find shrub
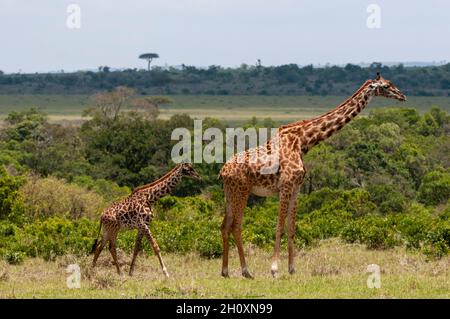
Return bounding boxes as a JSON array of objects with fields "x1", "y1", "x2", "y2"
[
  {"x1": 20, "y1": 175, "x2": 106, "y2": 219},
  {"x1": 392, "y1": 212, "x2": 432, "y2": 249},
  {"x1": 1, "y1": 194, "x2": 449, "y2": 263},
  {"x1": 72, "y1": 175, "x2": 130, "y2": 202},
  {"x1": 196, "y1": 230, "x2": 223, "y2": 259},
  {"x1": 304, "y1": 209, "x2": 353, "y2": 239},
  {"x1": 0, "y1": 217, "x2": 96, "y2": 261},
  {"x1": 0, "y1": 165, "x2": 24, "y2": 223},
  {"x1": 439, "y1": 201, "x2": 450, "y2": 220},
  {"x1": 4, "y1": 251, "x2": 25, "y2": 265},
  {"x1": 341, "y1": 216, "x2": 400, "y2": 249},
  {"x1": 418, "y1": 169, "x2": 450, "y2": 206},
  {"x1": 298, "y1": 188, "x2": 376, "y2": 217}
]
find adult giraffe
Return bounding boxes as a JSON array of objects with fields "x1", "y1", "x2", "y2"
[{"x1": 219, "y1": 73, "x2": 406, "y2": 278}]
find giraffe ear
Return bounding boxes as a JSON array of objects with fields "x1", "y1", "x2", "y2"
[{"x1": 376, "y1": 72, "x2": 381, "y2": 80}]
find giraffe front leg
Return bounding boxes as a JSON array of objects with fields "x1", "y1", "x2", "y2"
[
  {"x1": 141, "y1": 224, "x2": 169, "y2": 278},
  {"x1": 271, "y1": 195, "x2": 289, "y2": 278},
  {"x1": 129, "y1": 231, "x2": 143, "y2": 276},
  {"x1": 287, "y1": 193, "x2": 299, "y2": 275},
  {"x1": 287, "y1": 174, "x2": 304, "y2": 275}
]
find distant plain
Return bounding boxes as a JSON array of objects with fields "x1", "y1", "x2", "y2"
[{"x1": 1, "y1": 95, "x2": 449, "y2": 125}]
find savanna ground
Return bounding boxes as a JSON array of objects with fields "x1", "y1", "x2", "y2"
[
  {"x1": 1, "y1": 95, "x2": 449, "y2": 125},
  {"x1": 0, "y1": 239, "x2": 449, "y2": 299}
]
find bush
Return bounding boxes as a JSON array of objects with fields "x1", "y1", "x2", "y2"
[
  {"x1": 394, "y1": 211, "x2": 432, "y2": 249},
  {"x1": 0, "y1": 194, "x2": 450, "y2": 262},
  {"x1": 298, "y1": 188, "x2": 376, "y2": 217},
  {"x1": 4, "y1": 251, "x2": 25, "y2": 265},
  {"x1": 341, "y1": 217, "x2": 400, "y2": 249},
  {"x1": 0, "y1": 165, "x2": 24, "y2": 223},
  {"x1": 72, "y1": 175, "x2": 130, "y2": 203},
  {"x1": 196, "y1": 230, "x2": 223, "y2": 259},
  {"x1": 0, "y1": 217, "x2": 96, "y2": 261},
  {"x1": 422, "y1": 221, "x2": 450, "y2": 258},
  {"x1": 20, "y1": 175, "x2": 106, "y2": 219},
  {"x1": 418, "y1": 169, "x2": 450, "y2": 206}
]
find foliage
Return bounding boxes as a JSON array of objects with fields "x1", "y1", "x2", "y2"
[
  {"x1": 71, "y1": 175, "x2": 130, "y2": 203},
  {"x1": 2, "y1": 193, "x2": 450, "y2": 262},
  {"x1": 418, "y1": 168, "x2": 450, "y2": 206},
  {"x1": 0, "y1": 105, "x2": 450, "y2": 261},
  {"x1": 85, "y1": 86, "x2": 135, "y2": 120},
  {"x1": 0, "y1": 166, "x2": 24, "y2": 223},
  {"x1": 4, "y1": 251, "x2": 25, "y2": 265},
  {"x1": 1, "y1": 63, "x2": 449, "y2": 96},
  {"x1": 0, "y1": 217, "x2": 95, "y2": 261},
  {"x1": 20, "y1": 175, "x2": 105, "y2": 219}
]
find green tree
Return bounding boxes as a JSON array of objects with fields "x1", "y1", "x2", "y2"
[{"x1": 4, "y1": 108, "x2": 47, "y2": 142}]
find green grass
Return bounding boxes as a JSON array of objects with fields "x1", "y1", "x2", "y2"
[
  {"x1": 0, "y1": 95, "x2": 449, "y2": 125},
  {"x1": 1, "y1": 239, "x2": 449, "y2": 298}
]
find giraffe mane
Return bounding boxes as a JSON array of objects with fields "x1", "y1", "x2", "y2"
[
  {"x1": 132, "y1": 164, "x2": 181, "y2": 194},
  {"x1": 280, "y1": 79, "x2": 373, "y2": 130}
]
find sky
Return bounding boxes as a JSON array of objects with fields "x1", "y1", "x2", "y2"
[{"x1": 1, "y1": 0, "x2": 449, "y2": 73}]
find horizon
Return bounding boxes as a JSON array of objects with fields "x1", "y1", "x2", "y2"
[
  {"x1": 1, "y1": 60, "x2": 448, "y2": 75},
  {"x1": 1, "y1": 1, "x2": 449, "y2": 74}
]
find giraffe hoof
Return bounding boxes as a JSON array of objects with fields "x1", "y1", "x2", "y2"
[
  {"x1": 221, "y1": 271, "x2": 229, "y2": 278},
  {"x1": 289, "y1": 268, "x2": 296, "y2": 275},
  {"x1": 242, "y1": 271, "x2": 254, "y2": 279},
  {"x1": 271, "y1": 269, "x2": 278, "y2": 279}
]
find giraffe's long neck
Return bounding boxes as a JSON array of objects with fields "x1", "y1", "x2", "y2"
[
  {"x1": 292, "y1": 80, "x2": 374, "y2": 153},
  {"x1": 133, "y1": 166, "x2": 183, "y2": 205}
]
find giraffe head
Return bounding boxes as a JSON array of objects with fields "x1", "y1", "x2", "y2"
[
  {"x1": 179, "y1": 162, "x2": 202, "y2": 180},
  {"x1": 370, "y1": 73, "x2": 407, "y2": 102}
]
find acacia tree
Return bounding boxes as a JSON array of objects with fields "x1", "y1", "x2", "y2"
[{"x1": 139, "y1": 53, "x2": 159, "y2": 71}]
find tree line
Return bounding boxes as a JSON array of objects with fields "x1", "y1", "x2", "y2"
[{"x1": 0, "y1": 62, "x2": 449, "y2": 96}]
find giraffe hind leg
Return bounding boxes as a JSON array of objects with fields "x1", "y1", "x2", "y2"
[
  {"x1": 221, "y1": 203, "x2": 233, "y2": 278},
  {"x1": 92, "y1": 239, "x2": 106, "y2": 268},
  {"x1": 226, "y1": 184, "x2": 252, "y2": 279},
  {"x1": 107, "y1": 230, "x2": 121, "y2": 275},
  {"x1": 92, "y1": 230, "x2": 108, "y2": 268}
]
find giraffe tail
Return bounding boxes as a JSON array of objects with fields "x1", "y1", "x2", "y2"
[{"x1": 90, "y1": 219, "x2": 102, "y2": 255}]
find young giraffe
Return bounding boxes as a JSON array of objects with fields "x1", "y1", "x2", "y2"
[
  {"x1": 219, "y1": 73, "x2": 406, "y2": 279},
  {"x1": 91, "y1": 163, "x2": 201, "y2": 277}
]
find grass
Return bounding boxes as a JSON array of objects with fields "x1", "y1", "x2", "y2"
[
  {"x1": 0, "y1": 95, "x2": 449, "y2": 125},
  {"x1": 1, "y1": 239, "x2": 449, "y2": 299}
]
